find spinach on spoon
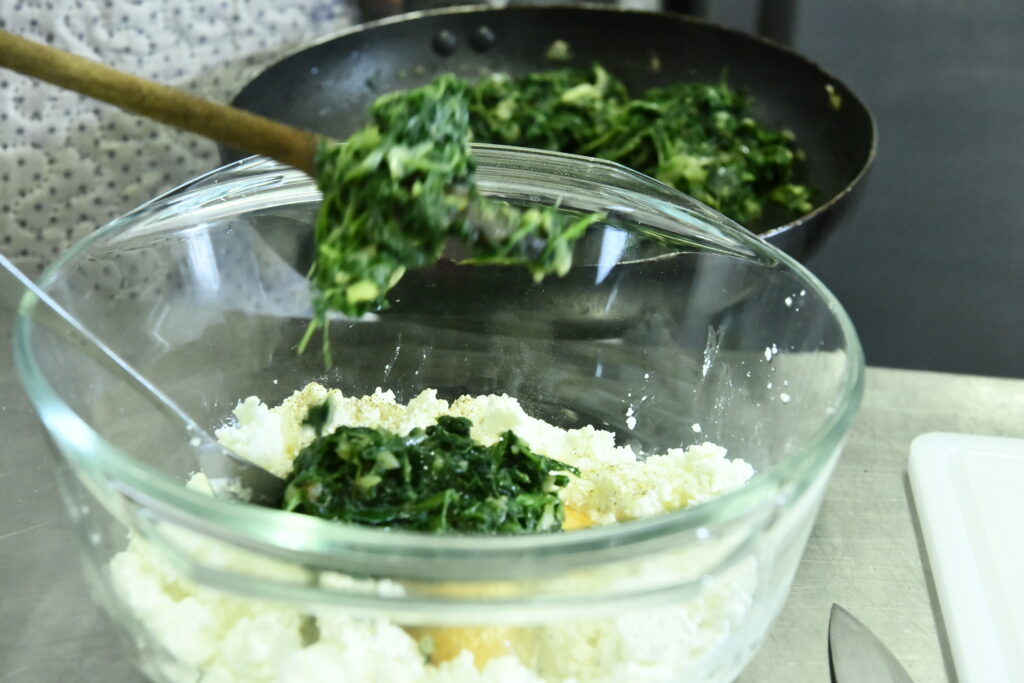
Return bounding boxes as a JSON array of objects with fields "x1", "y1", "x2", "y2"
[{"x1": 300, "y1": 76, "x2": 602, "y2": 363}]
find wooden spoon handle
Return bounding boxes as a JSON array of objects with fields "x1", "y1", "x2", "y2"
[{"x1": 0, "y1": 30, "x2": 319, "y2": 176}]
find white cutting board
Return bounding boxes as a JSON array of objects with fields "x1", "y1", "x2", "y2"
[{"x1": 909, "y1": 433, "x2": 1024, "y2": 683}]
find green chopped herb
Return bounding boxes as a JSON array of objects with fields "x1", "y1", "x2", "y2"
[
  {"x1": 303, "y1": 399, "x2": 332, "y2": 435},
  {"x1": 468, "y1": 63, "x2": 814, "y2": 226},
  {"x1": 300, "y1": 75, "x2": 602, "y2": 362},
  {"x1": 417, "y1": 634, "x2": 436, "y2": 663},
  {"x1": 283, "y1": 407, "x2": 580, "y2": 534},
  {"x1": 544, "y1": 39, "x2": 573, "y2": 63},
  {"x1": 303, "y1": 76, "x2": 473, "y2": 334},
  {"x1": 825, "y1": 83, "x2": 843, "y2": 111}
]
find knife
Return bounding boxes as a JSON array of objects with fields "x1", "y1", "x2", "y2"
[{"x1": 829, "y1": 603, "x2": 914, "y2": 683}]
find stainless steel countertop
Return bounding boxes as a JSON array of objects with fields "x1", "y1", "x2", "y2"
[
  {"x1": 4, "y1": 319, "x2": 1022, "y2": 681},
  {"x1": 739, "y1": 366, "x2": 1024, "y2": 683}
]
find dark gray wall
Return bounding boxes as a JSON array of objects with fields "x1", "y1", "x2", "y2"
[{"x1": 708, "y1": 0, "x2": 1024, "y2": 378}]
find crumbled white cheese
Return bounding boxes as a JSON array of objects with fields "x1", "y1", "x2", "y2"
[
  {"x1": 533, "y1": 560, "x2": 755, "y2": 683},
  {"x1": 113, "y1": 383, "x2": 756, "y2": 682}
]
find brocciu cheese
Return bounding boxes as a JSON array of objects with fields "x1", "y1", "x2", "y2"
[{"x1": 110, "y1": 383, "x2": 755, "y2": 682}]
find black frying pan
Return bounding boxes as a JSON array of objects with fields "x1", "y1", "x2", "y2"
[{"x1": 224, "y1": 5, "x2": 875, "y2": 260}]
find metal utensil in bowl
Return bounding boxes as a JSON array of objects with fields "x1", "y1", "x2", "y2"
[{"x1": 3, "y1": 252, "x2": 284, "y2": 507}]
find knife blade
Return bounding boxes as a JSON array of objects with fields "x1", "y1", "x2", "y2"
[{"x1": 829, "y1": 603, "x2": 914, "y2": 683}]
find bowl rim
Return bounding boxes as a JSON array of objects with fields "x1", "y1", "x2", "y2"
[{"x1": 13, "y1": 149, "x2": 865, "y2": 575}]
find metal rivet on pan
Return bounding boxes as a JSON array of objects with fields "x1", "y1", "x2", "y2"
[
  {"x1": 468, "y1": 25, "x2": 496, "y2": 52},
  {"x1": 432, "y1": 29, "x2": 458, "y2": 56}
]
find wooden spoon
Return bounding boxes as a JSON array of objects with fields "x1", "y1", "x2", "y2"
[{"x1": 0, "y1": 30, "x2": 319, "y2": 176}]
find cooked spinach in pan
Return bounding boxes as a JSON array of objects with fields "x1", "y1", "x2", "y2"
[
  {"x1": 301, "y1": 64, "x2": 810, "y2": 361},
  {"x1": 468, "y1": 64, "x2": 812, "y2": 226}
]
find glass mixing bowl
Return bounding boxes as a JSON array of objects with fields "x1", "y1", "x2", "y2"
[{"x1": 14, "y1": 146, "x2": 863, "y2": 683}]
